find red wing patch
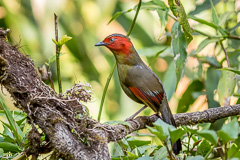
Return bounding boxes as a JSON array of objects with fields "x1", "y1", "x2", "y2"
[{"x1": 129, "y1": 87, "x2": 164, "y2": 106}]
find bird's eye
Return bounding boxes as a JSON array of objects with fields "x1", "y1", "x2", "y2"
[{"x1": 110, "y1": 38, "x2": 115, "y2": 42}]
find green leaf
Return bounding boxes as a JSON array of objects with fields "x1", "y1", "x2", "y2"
[
  {"x1": 210, "y1": 0, "x2": 219, "y2": 25},
  {"x1": 171, "y1": 22, "x2": 188, "y2": 86},
  {"x1": 0, "y1": 110, "x2": 25, "y2": 117},
  {"x1": 168, "y1": 0, "x2": 193, "y2": 42},
  {"x1": 229, "y1": 22, "x2": 240, "y2": 33},
  {"x1": 206, "y1": 67, "x2": 220, "y2": 108},
  {"x1": 135, "y1": 0, "x2": 168, "y2": 11},
  {"x1": 0, "y1": 97, "x2": 23, "y2": 145},
  {"x1": 119, "y1": 138, "x2": 130, "y2": 149},
  {"x1": 227, "y1": 143, "x2": 240, "y2": 159},
  {"x1": 197, "y1": 139, "x2": 211, "y2": 156},
  {"x1": 196, "y1": 56, "x2": 221, "y2": 68},
  {"x1": 235, "y1": 136, "x2": 240, "y2": 149},
  {"x1": 197, "y1": 130, "x2": 218, "y2": 145},
  {"x1": 0, "y1": 124, "x2": 15, "y2": 143},
  {"x1": 1, "y1": 120, "x2": 12, "y2": 131},
  {"x1": 153, "y1": 0, "x2": 167, "y2": 6},
  {"x1": 199, "y1": 123, "x2": 211, "y2": 131},
  {"x1": 126, "y1": 151, "x2": 138, "y2": 159},
  {"x1": 52, "y1": 39, "x2": 59, "y2": 46},
  {"x1": 148, "y1": 0, "x2": 169, "y2": 38},
  {"x1": 163, "y1": 61, "x2": 176, "y2": 100},
  {"x1": 58, "y1": 35, "x2": 72, "y2": 46},
  {"x1": 108, "y1": 9, "x2": 133, "y2": 24},
  {"x1": 153, "y1": 146, "x2": 168, "y2": 160},
  {"x1": 137, "y1": 145, "x2": 157, "y2": 156},
  {"x1": 219, "y1": 68, "x2": 240, "y2": 75},
  {"x1": 0, "y1": 142, "x2": 21, "y2": 152},
  {"x1": 177, "y1": 80, "x2": 204, "y2": 113},
  {"x1": 128, "y1": 140, "x2": 151, "y2": 149},
  {"x1": 154, "y1": 119, "x2": 175, "y2": 135},
  {"x1": 219, "y1": 12, "x2": 233, "y2": 26},
  {"x1": 217, "y1": 70, "x2": 236, "y2": 106},
  {"x1": 217, "y1": 117, "x2": 239, "y2": 143},
  {"x1": 228, "y1": 49, "x2": 240, "y2": 68},
  {"x1": 188, "y1": 0, "x2": 220, "y2": 15},
  {"x1": 146, "y1": 126, "x2": 166, "y2": 141},
  {"x1": 104, "y1": 120, "x2": 132, "y2": 128},
  {"x1": 136, "y1": 1, "x2": 161, "y2": 11},
  {"x1": 16, "y1": 116, "x2": 26, "y2": 126},
  {"x1": 194, "y1": 38, "x2": 220, "y2": 55},
  {"x1": 188, "y1": 15, "x2": 218, "y2": 29},
  {"x1": 112, "y1": 142, "x2": 125, "y2": 157},
  {"x1": 134, "y1": 133, "x2": 155, "y2": 137},
  {"x1": 182, "y1": 126, "x2": 197, "y2": 134},
  {"x1": 48, "y1": 53, "x2": 65, "y2": 64},
  {"x1": 156, "y1": 7, "x2": 169, "y2": 38},
  {"x1": 169, "y1": 128, "x2": 186, "y2": 144},
  {"x1": 136, "y1": 1, "x2": 169, "y2": 38},
  {"x1": 136, "y1": 155, "x2": 153, "y2": 160},
  {"x1": 186, "y1": 155, "x2": 205, "y2": 160}
]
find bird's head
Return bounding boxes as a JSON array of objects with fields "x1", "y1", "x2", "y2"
[{"x1": 95, "y1": 34, "x2": 134, "y2": 56}]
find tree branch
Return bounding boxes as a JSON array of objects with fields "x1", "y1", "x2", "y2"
[
  {"x1": 101, "y1": 104, "x2": 240, "y2": 142},
  {"x1": 0, "y1": 33, "x2": 239, "y2": 159}
]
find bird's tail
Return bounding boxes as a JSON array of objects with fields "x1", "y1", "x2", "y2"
[{"x1": 159, "y1": 97, "x2": 182, "y2": 155}]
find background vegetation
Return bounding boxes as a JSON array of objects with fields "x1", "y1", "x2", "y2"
[{"x1": 0, "y1": 0, "x2": 240, "y2": 159}]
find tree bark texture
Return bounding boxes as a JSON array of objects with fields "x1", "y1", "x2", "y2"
[{"x1": 0, "y1": 34, "x2": 239, "y2": 159}]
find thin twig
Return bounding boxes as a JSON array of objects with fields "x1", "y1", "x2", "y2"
[
  {"x1": 228, "y1": 34, "x2": 240, "y2": 40},
  {"x1": 224, "y1": 143, "x2": 228, "y2": 160},
  {"x1": 168, "y1": 13, "x2": 178, "y2": 22},
  {"x1": 220, "y1": 40, "x2": 230, "y2": 67},
  {"x1": 54, "y1": 13, "x2": 62, "y2": 94},
  {"x1": 205, "y1": 146, "x2": 215, "y2": 159},
  {"x1": 164, "y1": 141, "x2": 173, "y2": 160}
]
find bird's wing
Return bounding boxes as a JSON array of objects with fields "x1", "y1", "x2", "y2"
[
  {"x1": 124, "y1": 64, "x2": 166, "y2": 112},
  {"x1": 128, "y1": 87, "x2": 164, "y2": 112}
]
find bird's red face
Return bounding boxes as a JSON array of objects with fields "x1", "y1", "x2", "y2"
[{"x1": 95, "y1": 34, "x2": 133, "y2": 55}]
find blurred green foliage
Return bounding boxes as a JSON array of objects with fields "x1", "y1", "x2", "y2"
[{"x1": 0, "y1": 0, "x2": 240, "y2": 159}]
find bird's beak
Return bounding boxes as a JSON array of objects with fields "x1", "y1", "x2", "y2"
[{"x1": 95, "y1": 41, "x2": 108, "y2": 46}]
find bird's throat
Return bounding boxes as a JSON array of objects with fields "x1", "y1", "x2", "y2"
[{"x1": 112, "y1": 47, "x2": 141, "y2": 65}]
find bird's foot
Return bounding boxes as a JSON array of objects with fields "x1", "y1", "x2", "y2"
[
  {"x1": 125, "y1": 115, "x2": 136, "y2": 121},
  {"x1": 154, "y1": 113, "x2": 162, "y2": 119},
  {"x1": 125, "y1": 105, "x2": 148, "y2": 121}
]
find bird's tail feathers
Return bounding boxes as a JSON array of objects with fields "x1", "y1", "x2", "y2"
[{"x1": 159, "y1": 98, "x2": 182, "y2": 155}]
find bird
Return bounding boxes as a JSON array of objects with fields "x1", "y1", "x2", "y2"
[{"x1": 95, "y1": 33, "x2": 181, "y2": 154}]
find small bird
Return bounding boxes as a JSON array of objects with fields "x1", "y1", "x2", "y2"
[{"x1": 95, "y1": 33, "x2": 181, "y2": 154}]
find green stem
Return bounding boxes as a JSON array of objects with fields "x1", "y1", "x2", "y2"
[
  {"x1": 54, "y1": 13, "x2": 62, "y2": 94},
  {"x1": 127, "y1": 0, "x2": 142, "y2": 36},
  {"x1": 205, "y1": 145, "x2": 215, "y2": 159},
  {"x1": 98, "y1": 62, "x2": 116, "y2": 122},
  {"x1": 97, "y1": 0, "x2": 142, "y2": 122},
  {"x1": 56, "y1": 49, "x2": 62, "y2": 94},
  {"x1": 187, "y1": 133, "x2": 192, "y2": 154},
  {"x1": 193, "y1": 29, "x2": 222, "y2": 39}
]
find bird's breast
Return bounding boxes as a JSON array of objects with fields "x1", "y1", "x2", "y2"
[{"x1": 116, "y1": 63, "x2": 143, "y2": 103}]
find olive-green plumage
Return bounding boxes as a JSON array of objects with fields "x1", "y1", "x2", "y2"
[{"x1": 95, "y1": 33, "x2": 181, "y2": 154}]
